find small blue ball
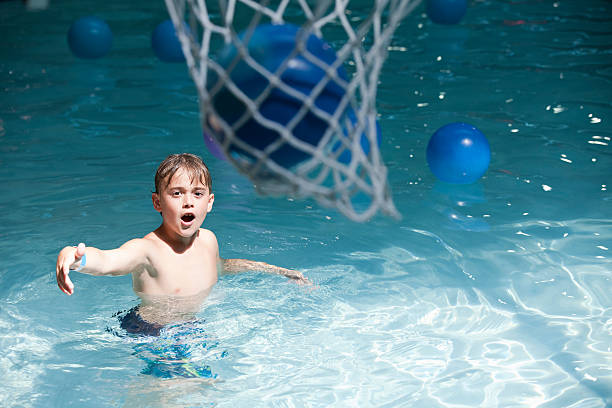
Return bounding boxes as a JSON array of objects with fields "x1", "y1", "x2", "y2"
[
  {"x1": 426, "y1": 0, "x2": 467, "y2": 25},
  {"x1": 426, "y1": 122, "x2": 490, "y2": 184},
  {"x1": 152, "y1": 19, "x2": 185, "y2": 62},
  {"x1": 67, "y1": 16, "x2": 113, "y2": 59}
]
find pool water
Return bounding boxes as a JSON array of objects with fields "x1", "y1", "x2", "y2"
[{"x1": 1, "y1": 0, "x2": 611, "y2": 406}]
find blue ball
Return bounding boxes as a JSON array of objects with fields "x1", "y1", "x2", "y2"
[
  {"x1": 426, "y1": 0, "x2": 467, "y2": 25},
  {"x1": 209, "y1": 24, "x2": 350, "y2": 168},
  {"x1": 152, "y1": 19, "x2": 185, "y2": 62},
  {"x1": 426, "y1": 122, "x2": 490, "y2": 184},
  {"x1": 67, "y1": 16, "x2": 113, "y2": 59}
]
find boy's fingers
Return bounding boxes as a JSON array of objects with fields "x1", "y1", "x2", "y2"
[
  {"x1": 64, "y1": 272, "x2": 74, "y2": 295},
  {"x1": 55, "y1": 245, "x2": 80, "y2": 296},
  {"x1": 59, "y1": 244, "x2": 83, "y2": 295},
  {"x1": 57, "y1": 269, "x2": 69, "y2": 294},
  {"x1": 56, "y1": 263, "x2": 66, "y2": 293},
  {"x1": 58, "y1": 279, "x2": 70, "y2": 295},
  {"x1": 59, "y1": 260, "x2": 74, "y2": 295},
  {"x1": 58, "y1": 274, "x2": 74, "y2": 295},
  {"x1": 288, "y1": 273, "x2": 312, "y2": 286}
]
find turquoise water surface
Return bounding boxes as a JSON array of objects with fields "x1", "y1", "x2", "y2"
[{"x1": 1, "y1": 0, "x2": 611, "y2": 407}]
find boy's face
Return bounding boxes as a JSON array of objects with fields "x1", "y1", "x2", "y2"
[{"x1": 152, "y1": 169, "x2": 214, "y2": 238}]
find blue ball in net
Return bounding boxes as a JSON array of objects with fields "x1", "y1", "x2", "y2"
[
  {"x1": 426, "y1": 0, "x2": 467, "y2": 25},
  {"x1": 209, "y1": 24, "x2": 348, "y2": 168},
  {"x1": 426, "y1": 122, "x2": 490, "y2": 184},
  {"x1": 67, "y1": 16, "x2": 112, "y2": 59},
  {"x1": 152, "y1": 19, "x2": 185, "y2": 62}
]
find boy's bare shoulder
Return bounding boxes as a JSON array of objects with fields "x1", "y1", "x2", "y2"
[
  {"x1": 198, "y1": 228, "x2": 218, "y2": 244},
  {"x1": 197, "y1": 229, "x2": 219, "y2": 254},
  {"x1": 119, "y1": 235, "x2": 160, "y2": 254}
]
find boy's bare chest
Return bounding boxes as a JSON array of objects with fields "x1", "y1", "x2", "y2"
[{"x1": 138, "y1": 243, "x2": 218, "y2": 295}]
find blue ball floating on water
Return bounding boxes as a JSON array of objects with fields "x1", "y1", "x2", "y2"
[
  {"x1": 426, "y1": 122, "x2": 490, "y2": 184},
  {"x1": 426, "y1": 0, "x2": 467, "y2": 25},
  {"x1": 152, "y1": 19, "x2": 185, "y2": 62},
  {"x1": 67, "y1": 16, "x2": 113, "y2": 59},
  {"x1": 210, "y1": 23, "x2": 360, "y2": 168}
]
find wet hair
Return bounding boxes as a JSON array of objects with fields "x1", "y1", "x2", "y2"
[{"x1": 154, "y1": 153, "x2": 212, "y2": 193}]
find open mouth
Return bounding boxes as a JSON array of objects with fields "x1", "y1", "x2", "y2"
[{"x1": 181, "y1": 213, "x2": 195, "y2": 223}]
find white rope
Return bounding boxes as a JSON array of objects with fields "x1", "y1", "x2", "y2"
[{"x1": 164, "y1": 0, "x2": 422, "y2": 221}]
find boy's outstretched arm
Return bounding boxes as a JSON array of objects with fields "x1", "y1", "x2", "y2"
[
  {"x1": 56, "y1": 240, "x2": 146, "y2": 295},
  {"x1": 220, "y1": 258, "x2": 311, "y2": 285}
]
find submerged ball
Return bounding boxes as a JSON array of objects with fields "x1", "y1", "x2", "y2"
[
  {"x1": 152, "y1": 19, "x2": 185, "y2": 62},
  {"x1": 426, "y1": 122, "x2": 490, "y2": 184},
  {"x1": 203, "y1": 131, "x2": 225, "y2": 161},
  {"x1": 67, "y1": 16, "x2": 113, "y2": 59},
  {"x1": 426, "y1": 0, "x2": 467, "y2": 25}
]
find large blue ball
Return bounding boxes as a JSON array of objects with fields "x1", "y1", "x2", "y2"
[
  {"x1": 152, "y1": 19, "x2": 185, "y2": 62},
  {"x1": 426, "y1": 0, "x2": 467, "y2": 25},
  {"x1": 67, "y1": 16, "x2": 113, "y2": 59},
  {"x1": 209, "y1": 24, "x2": 350, "y2": 168},
  {"x1": 426, "y1": 122, "x2": 490, "y2": 184}
]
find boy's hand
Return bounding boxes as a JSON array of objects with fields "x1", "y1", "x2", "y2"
[
  {"x1": 56, "y1": 243, "x2": 86, "y2": 295},
  {"x1": 220, "y1": 258, "x2": 313, "y2": 286},
  {"x1": 282, "y1": 269, "x2": 312, "y2": 286}
]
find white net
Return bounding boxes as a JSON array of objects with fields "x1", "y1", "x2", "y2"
[{"x1": 164, "y1": 0, "x2": 422, "y2": 222}]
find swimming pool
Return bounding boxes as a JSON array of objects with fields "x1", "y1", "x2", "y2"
[{"x1": 1, "y1": 0, "x2": 610, "y2": 406}]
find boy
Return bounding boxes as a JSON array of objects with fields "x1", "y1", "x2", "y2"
[{"x1": 56, "y1": 153, "x2": 308, "y2": 332}]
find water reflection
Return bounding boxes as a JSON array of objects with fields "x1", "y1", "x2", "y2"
[{"x1": 430, "y1": 181, "x2": 490, "y2": 232}]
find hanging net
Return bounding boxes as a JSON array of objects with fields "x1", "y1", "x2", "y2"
[{"x1": 164, "y1": 0, "x2": 422, "y2": 222}]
